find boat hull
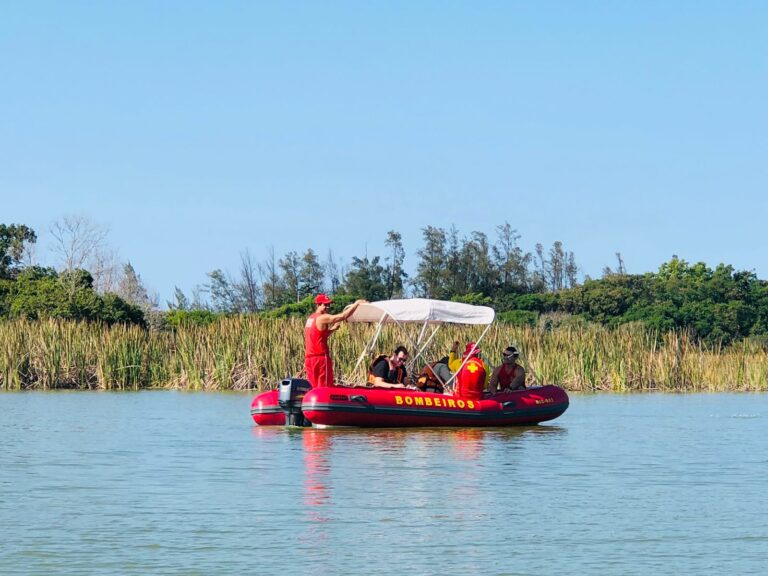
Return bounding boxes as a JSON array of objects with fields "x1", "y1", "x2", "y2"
[
  {"x1": 250, "y1": 390, "x2": 286, "y2": 426},
  {"x1": 303, "y1": 385, "x2": 568, "y2": 427},
  {"x1": 251, "y1": 384, "x2": 568, "y2": 427}
]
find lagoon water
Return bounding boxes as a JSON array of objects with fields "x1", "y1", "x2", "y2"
[{"x1": 0, "y1": 391, "x2": 766, "y2": 575}]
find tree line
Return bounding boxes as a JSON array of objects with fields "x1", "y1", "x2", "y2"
[
  {"x1": 0, "y1": 222, "x2": 150, "y2": 326},
  {"x1": 3, "y1": 219, "x2": 768, "y2": 345},
  {"x1": 190, "y1": 224, "x2": 578, "y2": 314}
]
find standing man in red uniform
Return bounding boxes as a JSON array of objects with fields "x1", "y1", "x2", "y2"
[{"x1": 304, "y1": 294, "x2": 367, "y2": 387}]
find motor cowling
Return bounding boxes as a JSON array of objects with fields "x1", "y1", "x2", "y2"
[{"x1": 278, "y1": 378, "x2": 312, "y2": 427}]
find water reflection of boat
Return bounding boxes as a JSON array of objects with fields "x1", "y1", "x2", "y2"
[
  {"x1": 303, "y1": 430, "x2": 331, "y2": 509},
  {"x1": 250, "y1": 299, "x2": 569, "y2": 428},
  {"x1": 449, "y1": 429, "x2": 485, "y2": 460}
]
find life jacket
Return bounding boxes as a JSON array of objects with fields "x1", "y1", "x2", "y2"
[
  {"x1": 455, "y1": 356, "x2": 486, "y2": 400},
  {"x1": 367, "y1": 354, "x2": 406, "y2": 385},
  {"x1": 415, "y1": 362, "x2": 445, "y2": 394},
  {"x1": 304, "y1": 312, "x2": 329, "y2": 357}
]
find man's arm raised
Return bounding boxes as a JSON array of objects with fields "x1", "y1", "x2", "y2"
[{"x1": 316, "y1": 299, "x2": 368, "y2": 331}]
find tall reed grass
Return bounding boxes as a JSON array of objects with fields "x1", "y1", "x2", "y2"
[{"x1": 1, "y1": 318, "x2": 766, "y2": 391}]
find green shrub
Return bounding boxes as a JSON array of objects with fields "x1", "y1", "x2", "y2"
[
  {"x1": 164, "y1": 309, "x2": 219, "y2": 328},
  {"x1": 496, "y1": 310, "x2": 538, "y2": 326}
]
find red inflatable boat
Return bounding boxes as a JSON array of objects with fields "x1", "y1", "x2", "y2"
[
  {"x1": 251, "y1": 380, "x2": 569, "y2": 428},
  {"x1": 249, "y1": 389, "x2": 286, "y2": 426},
  {"x1": 250, "y1": 299, "x2": 569, "y2": 428}
]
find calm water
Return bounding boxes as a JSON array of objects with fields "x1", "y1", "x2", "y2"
[{"x1": 0, "y1": 391, "x2": 766, "y2": 575}]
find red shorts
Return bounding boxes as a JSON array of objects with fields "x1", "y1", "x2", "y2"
[{"x1": 305, "y1": 355, "x2": 334, "y2": 388}]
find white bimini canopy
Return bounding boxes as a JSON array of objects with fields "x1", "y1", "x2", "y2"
[{"x1": 347, "y1": 298, "x2": 495, "y2": 325}]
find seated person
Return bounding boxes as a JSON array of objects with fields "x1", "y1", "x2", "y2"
[
  {"x1": 367, "y1": 346, "x2": 409, "y2": 388},
  {"x1": 415, "y1": 357, "x2": 451, "y2": 393},
  {"x1": 489, "y1": 346, "x2": 526, "y2": 393},
  {"x1": 448, "y1": 341, "x2": 490, "y2": 389},
  {"x1": 430, "y1": 357, "x2": 452, "y2": 387},
  {"x1": 454, "y1": 344, "x2": 487, "y2": 400}
]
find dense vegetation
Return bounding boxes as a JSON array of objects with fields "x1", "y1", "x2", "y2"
[
  {"x1": 1, "y1": 317, "x2": 766, "y2": 392},
  {"x1": 509, "y1": 259, "x2": 768, "y2": 346},
  {"x1": 3, "y1": 220, "x2": 768, "y2": 391},
  {"x1": 0, "y1": 224, "x2": 145, "y2": 326},
  {"x1": 0, "y1": 266, "x2": 145, "y2": 325},
  {"x1": 3, "y1": 221, "x2": 768, "y2": 347}
]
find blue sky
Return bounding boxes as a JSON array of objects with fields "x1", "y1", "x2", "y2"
[{"x1": 2, "y1": 1, "x2": 767, "y2": 303}]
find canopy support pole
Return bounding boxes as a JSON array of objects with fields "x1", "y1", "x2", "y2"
[
  {"x1": 350, "y1": 311, "x2": 388, "y2": 383},
  {"x1": 413, "y1": 325, "x2": 440, "y2": 367}
]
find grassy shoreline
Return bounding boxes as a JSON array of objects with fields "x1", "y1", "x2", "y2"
[{"x1": 1, "y1": 318, "x2": 767, "y2": 392}]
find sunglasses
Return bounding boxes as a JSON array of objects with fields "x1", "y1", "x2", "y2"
[{"x1": 395, "y1": 356, "x2": 407, "y2": 363}]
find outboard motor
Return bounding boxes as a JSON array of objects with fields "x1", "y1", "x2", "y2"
[{"x1": 278, "y1": 378, "x2": 312, "y2": 427}]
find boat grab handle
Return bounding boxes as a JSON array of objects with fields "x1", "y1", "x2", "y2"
[
  {"x1": 350, "y1": 395, "x2": 368, "y2": 403},
  {"x1": 502, "y1": 401, "x2": 516, "y2": 409}
]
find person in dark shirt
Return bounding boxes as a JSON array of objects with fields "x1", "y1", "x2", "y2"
[{"x1": 368, "y1": 346, "x2": 409, "y2": 388}]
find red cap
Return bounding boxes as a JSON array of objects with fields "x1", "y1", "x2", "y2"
[
  {"x1": 314, "y1": 294, "x2": 333, "y2": 305},
  {"x1": 463, "y1": 342, "x2": 480, "y2": 357}
]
